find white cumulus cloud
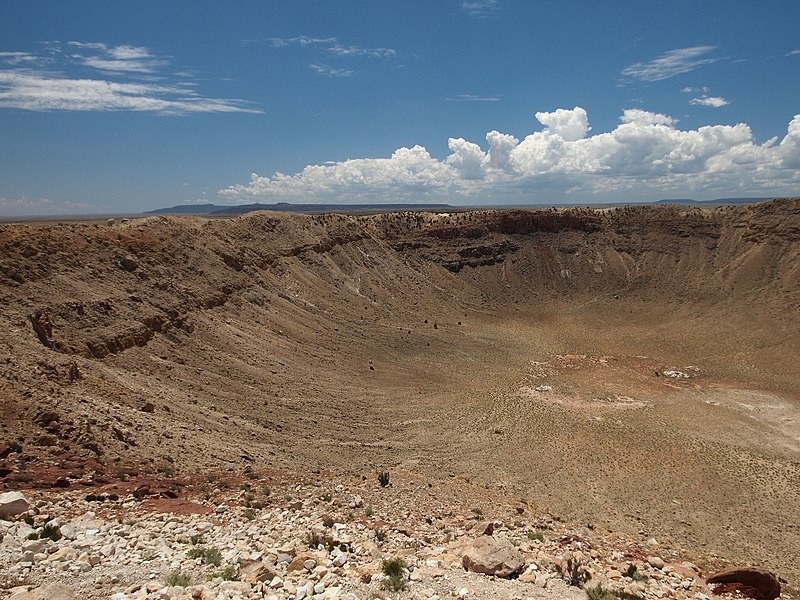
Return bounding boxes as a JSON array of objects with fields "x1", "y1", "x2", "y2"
[
  {"x1": 220, "y1": 107, "x2": 800, "y2": 204},
  {"x1": 690, "y1": 95, "x2": 730, "y2": 108}
]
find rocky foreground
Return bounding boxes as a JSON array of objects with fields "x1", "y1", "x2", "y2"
[{"x1": 0, "y1": 469, "x2": 788, "y2": 600}]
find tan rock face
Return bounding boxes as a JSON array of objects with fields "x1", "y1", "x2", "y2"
[{"x1": 460, "y1": 535, "x2": 525, "y2": 578}]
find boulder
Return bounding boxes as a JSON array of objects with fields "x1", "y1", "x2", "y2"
[
  {"x1": 9, "y1": 583, "x2": 76, "y2": 600},
  {"x1": 706, "y1": 566, "x2": 781, "y2": 600},
  {"x1": 239, "y1": 559, "x2": 278, "y2": 584},
  {"x1": 0, "y1": 491, "x2": 29, "y2": 518},
  {"x1": 461, "y1": 535, "x2": 524, "y2": 578}
]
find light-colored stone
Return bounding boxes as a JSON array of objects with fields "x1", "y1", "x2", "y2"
[
  {"x1": 460, "y1": 535, "x2": 524, "y2": 578},
  {"x1": 0, "y1": 492, "x2": 29, "y2": 518}
]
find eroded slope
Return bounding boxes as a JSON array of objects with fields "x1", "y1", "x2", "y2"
[{"x1": 1, "y1": 199, "x2": 799, "y2": 583}]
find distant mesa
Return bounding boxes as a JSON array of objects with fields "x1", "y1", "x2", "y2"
[
  {"x1": 145, "y1": 202, "x2": 454, "y2": 216},
  {"x1": 144, "y1": 197, "x2": 776, "y2": 217},
  {"x1": 654, "y1": 197, "x2": 773, "y2": 206}
]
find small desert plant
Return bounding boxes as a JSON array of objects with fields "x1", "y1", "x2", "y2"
[
  {"x1": 527, "y1": 530, "x2": 545, "y2": 542},
  {"x1": 262, "y1": 485, "x2": 271, "y2": 496},
  {"x1": 558, "y1": 552, "x2": 591, "y2": 588},
  {"x1": 378, "y1": 471, "x2": 390, "y2": 487},
  {"x1": 624, "y1": 564, "x2": 648, "y2": 583},
  {"x1": 585, "y1": 585, "x2": 643, "y2": 600},
  {"x1": 8, "y1": 441, "x2": 22, "y2": 454},
  {"x1": 39, "y1": 523, "x2": 62, "y2": 542},
  {"x1": 306, "y1": 531, "x2": 323, "y2": 549},
  {"x1": 375, "y1": 528, "x2": 387, "y2": 542},
  {"x1": 586, "y1": 585, "x2": 616, "y2": 600},
  {"x1": 365, "y1": 505, "x2": 374, "y2": 517},
  {"x1": 212, "y1": 565, "x2": 238, "y2": 581},
  {"x1": 28, "y1": 524, "x2": 62, "y2": 542},
  {"x1": 187, "y1": 546, "x2": 222, "y2": 566},
  {"x1": 381, "y1": 557, "x2": 408, "y2": 591},
  {"x1": 322, "y1": 515, "x2": 335, "y2": 528},
  {"x1": 166, "y1": 571, "x2": 191, "y2": 587},
  {"x1": 189, "y1": 534, "x2": 204, "y2": 545}
]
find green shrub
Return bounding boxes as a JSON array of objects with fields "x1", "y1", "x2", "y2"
[
  {"x1": 213, "y1": 565, "x2": 238, "y2": 581},
  {"x1": 585, "y1": 585, "x2": 643, "y2": 600},
  {"x1": 187, "y1": 546, "x2": 222, "y2": 566},
  {"x1": 381, "y1": 557, "x2": 408, "y2": 591},
  {"x1": 527, "y1": 530, "x2": 545, "y2": 542},
  {"x1": 166, "y1": 571, "x2": 191, "y2": 586},
  {"x1": 378, "y1": 471, "x2": 390, "y2": 487},
  {"x1": 381, "y1": 557, "x2": 408, "y2": 578},
  {"x1": 586, "y1": 585, "x2": 617, "y2": 600}
]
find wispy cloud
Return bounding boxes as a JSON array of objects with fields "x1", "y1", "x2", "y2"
[
  {"x1": 309, "y1": 64, "x2": 355, "y2": 78},
  {"x1": 0, "y1": 42, "x2": 260, "y2": 114},
  {"x1": 622, "y1": 46, "x2": 719, "y2": 81},
  {"x1": 267, "y1": 36, "x2": 338, "y2": 48},
  {"x1": 266, "y1": 36, "x2": 396, "y2": 58},
  {"x1": 446, "y1": 94, "x2": 501, "y2": 102},
  {"x1": 68, "y1": 42, "x2": 166, "y2": 74},
  {"x1": 263, "y1": 35, "x2": 397, "y2": 77},
  {"x1": 786, "y1": 49, "x2": 800, "y2": 57},
  {"x1": 0, "y1": 52, "x2": 42, "y2": 66},
  {"x1": 327, "y1": 44, "x2": 396, "y2": 59},
  {"x1": 689, "y1": 95, "x2": 729, "y2": 108},
  {"x1": 462, "y1": 0, "x2": 501, "y2": 17}
]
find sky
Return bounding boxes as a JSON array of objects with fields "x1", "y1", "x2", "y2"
[{"x1": 1, "y1": 0, "x2": 799, "y2": 216}]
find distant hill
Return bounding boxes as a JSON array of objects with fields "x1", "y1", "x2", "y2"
[
  {"x1": 145, "y1": 204, "x2": 222, "y2": 215},
  {"x1": 146, "y1": 202, "x2": 454, "y2": 216},
  {"x1": 654, "y1": 197, "x2": 773, "y2": 206}
]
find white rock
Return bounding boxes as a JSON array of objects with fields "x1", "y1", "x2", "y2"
[
  {"x1": 0, "y1": 492, "x2": 29, "y2": 518},
  {"x1": 60, "y1": 523, "x2": 78, "y2": 540}
]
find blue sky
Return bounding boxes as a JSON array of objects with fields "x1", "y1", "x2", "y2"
[{"x1": 1, "y1": 0, "x2": 799, "y2": 215}]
